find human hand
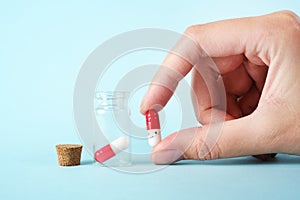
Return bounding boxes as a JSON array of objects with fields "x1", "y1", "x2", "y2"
[{"x1": 140, "y1": 10, "x2": 300, "y2": 164}]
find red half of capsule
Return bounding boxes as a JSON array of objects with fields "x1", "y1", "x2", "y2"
[
  {"x1": 146, "y1": 109, "x2": 160, "y2": 130},
  {"x1": 94, "y1": 144, "x2": 115, "y2": 163}
]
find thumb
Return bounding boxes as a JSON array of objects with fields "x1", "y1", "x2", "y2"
[{"x1": 151, "y1": 113, "x2": 277, "y2": 164}]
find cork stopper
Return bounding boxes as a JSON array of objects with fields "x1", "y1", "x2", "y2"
[{"x1": 56, "y1": 144, "x2": 83, "y2": 166}]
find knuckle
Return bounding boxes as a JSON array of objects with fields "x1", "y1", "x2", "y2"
[
  {"x1": 262, "y1": 10, "x2": 300, "y2": 55},
  {"x1": 195, "y1": 112, "x2": 210, "y2": 125},
  {"x1": 197, "y1": 139, "x2": 221, "y2": 160},
  {"x1": 274, "y1": 10, "x2": 300, "y2": 34},
  {"x1": 195, "y1": 112, "x2": 205, "y2": 124},
  {"x1": 251, "y1": 108, "x2": 285, "y2": 152},
  {"x1": 184, "y1": 24, "x2": 201, "y2": 38},
  {"x1": 281, "y1": 11, "x2": 300, "y2": 29},
  {"x1": 277, "y1": 10, "x2": 300, "y2": 22},
  {"x1": 185, "y1": 128, "x2": 222, "y2": 160}
]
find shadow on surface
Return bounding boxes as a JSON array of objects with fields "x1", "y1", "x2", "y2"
[
  {"x1": 171, "y1": 154, "x2": 300, "y2": 166},
  {"x1": 80, "y1": 159, "x2": 96, "y2": 165},
  {"x1": 79, "y1": 154, "x2": 300, "y2": 167}
]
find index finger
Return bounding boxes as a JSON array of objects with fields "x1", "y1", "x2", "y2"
[{"x1": 140, "y1": 34, "x2": 198, "y2": 114}]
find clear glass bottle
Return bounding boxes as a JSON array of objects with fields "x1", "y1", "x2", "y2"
[{"x1": 94, "y1": 91, "x2": 132, "y2": 167}]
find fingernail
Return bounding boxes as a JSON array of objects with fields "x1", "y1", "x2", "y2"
[
  {"x1": 140, "y1": 97, "x2": 148, "y2": 114},
  {"x1": 140, "y1": 102, "x2": 146, "y2": 112},
  {"x1": 151, "y1": 149, "x2": 183, "y2": 165}
]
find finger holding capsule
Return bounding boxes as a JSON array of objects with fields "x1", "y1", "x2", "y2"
[{"x1": 146, "y1": 110, "x2": 162, "y2": 147}]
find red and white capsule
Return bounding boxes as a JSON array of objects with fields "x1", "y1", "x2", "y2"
[
  {"x1": 94, "y1": 137, "x2": 129, "y2": 163},
  {"x1": 146, "y1": 110, "x2": 161, "y2": 146}
]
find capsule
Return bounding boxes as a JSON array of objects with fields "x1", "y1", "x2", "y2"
[
  {"x1": 145, "y1": 110, "x2": 161, "y2": 146},
  {"x1": 94, "y1": 137, "x2": 129, "y2": 163}
]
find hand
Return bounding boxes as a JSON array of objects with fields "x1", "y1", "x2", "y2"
[{"x1": 140, "y1": 10, "x2": 300, "y2": 164}]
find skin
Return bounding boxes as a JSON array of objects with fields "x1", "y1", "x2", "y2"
[{"x1": 140, "y1": 10, "x2": 300, "y2": 164}]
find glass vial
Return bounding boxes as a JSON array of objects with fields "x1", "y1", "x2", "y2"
[{"x1": 94, "y1": 91, "x2": 132, "y2": 167}]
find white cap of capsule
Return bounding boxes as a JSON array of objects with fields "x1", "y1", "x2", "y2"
[
  {"x1": 148, "y1": 129, "x2": 161, "y2": 147},
  {"x1": 110, "y1": 136, "x2": 130, "y2": 154}
]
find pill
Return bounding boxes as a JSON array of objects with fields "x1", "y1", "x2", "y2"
[
  {"x1": 94, "y1": 137, "x2": 129, "y2": 163},
  {"x1": 146, "y1": 110, "x2": 162, "y2": 146}
]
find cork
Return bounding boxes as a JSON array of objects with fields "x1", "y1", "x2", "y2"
[{"x1": 56, "y1": 144, "x2": 82, "y2": 166}]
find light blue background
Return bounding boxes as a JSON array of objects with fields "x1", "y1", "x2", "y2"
[{"x1": 1, "y1": 1, "x2": 300, "y2": 199}]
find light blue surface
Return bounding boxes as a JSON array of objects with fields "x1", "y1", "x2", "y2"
[{"x1": 1, "y1": 1, "x2": 300, "y2": 199}]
